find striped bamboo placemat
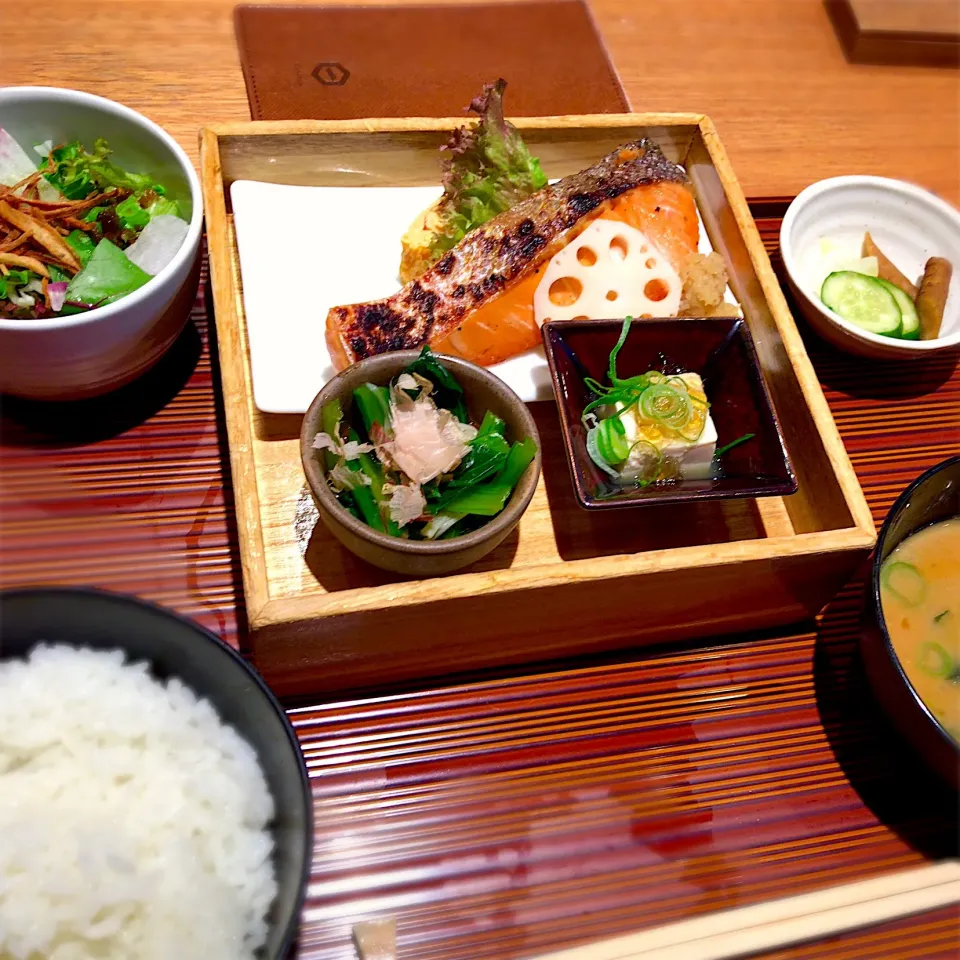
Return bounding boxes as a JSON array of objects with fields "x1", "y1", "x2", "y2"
[{"x1": 0, "y1": 206, "x2": 957, "y2": 959}]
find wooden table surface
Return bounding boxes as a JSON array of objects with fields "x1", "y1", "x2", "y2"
[
  {"x1": 2, "y1": 2, "x2": 959, "y2": 958},
  {"x1": 3, "y1": 0, "x2": 959, "y2": 204}
]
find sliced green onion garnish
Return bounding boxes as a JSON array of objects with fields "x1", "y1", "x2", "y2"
[
  {"x1": 676, "y1": 410, "x2": 707, "y2": 442},
  {"x1": 916, "y1": 641, "x2": 954, "y2": 679},
  {"x1": 714, "y1": 433, "x2": 755, "y2": 458},
  {"x1": 583, "y1": 384, "x2": 648, "y2": 422},
  {"x1": 594, "y1": 416, "x2": 630, "y2": 464},
  {"x1": 881, "y1": 560, "x2": 927, "y2": 607},
  {"x1": 585, "y1": 427, "x2": 621, "y2": 478},
  {"x1": 638, "y1": 383, "x2": 690, "y2": 428},
  {"x1": 607, "y1": 316, "x2": 633, "y2": 384}
]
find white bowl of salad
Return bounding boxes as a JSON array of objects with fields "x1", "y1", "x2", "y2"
[
  {"x1": 780, "y1": 176, "x2": 960, "y2": 360},
  {"x1": 0, "y1": 86, "x2": 202, "y2": 399}
]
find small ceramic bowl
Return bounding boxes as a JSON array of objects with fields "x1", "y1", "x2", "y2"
[
  {"x1": 300, "y1": 352, "x2": 541, "y2": 576},
  {"x1": 860, "y1": 457, "x2": 960, "y2": 790},
  {"x1": 541, "y1": 317, "x2": 796, "y2": 509},
  {"x1": 0, "y1": 86, "x2": 203, "y2": 399},
  {"x1": 780, "y1": 176, "x2": 960, "y2": 360},
  {"x1": 0, "y1": 587, "x2": 313, "y2": 957}
]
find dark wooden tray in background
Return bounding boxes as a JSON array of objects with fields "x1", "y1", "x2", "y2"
[
  {"x1": 825, "y1": 0, "x2": 960, "y2": 67},
  {"x1": 1, "y1": 204, "x2": 957, "y2": 958}
]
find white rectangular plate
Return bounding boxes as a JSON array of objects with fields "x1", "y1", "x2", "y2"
[{"x1": 231, "y1": 180, "x2": 734, "y2": 414}]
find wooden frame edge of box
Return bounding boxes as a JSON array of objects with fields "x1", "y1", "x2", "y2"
[
  {"x1": 695, "y1": 115, "x2": 875, "y2": 541},
  {"x1": 199, "y1": 127, "x2": 272, "y2": 625},
  {"x1": 201, "y1": 113, "x2": 709, "y2": 139},
  {"x1": 249, "y1": 526, "x2": 876, "y2": 632}
]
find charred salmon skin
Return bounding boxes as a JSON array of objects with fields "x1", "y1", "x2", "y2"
[{"x1": 326, "y1": 139, "x2": 693, "y2": 370}]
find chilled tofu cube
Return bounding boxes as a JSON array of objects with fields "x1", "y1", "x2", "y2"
[
  {"x1": 616, "y1": 372, "x2": 717, "y2": 481},
  {"x1": 661, "y1": 412, "x2": 718, "y2": 479}
]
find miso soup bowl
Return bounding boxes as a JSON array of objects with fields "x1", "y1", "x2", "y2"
[
  {"x1": 860, "y1": 456, "x2": 960, "y2": 789},
  {"x1": 0, "y1": 87, "x2": 203, "y2": 400}
]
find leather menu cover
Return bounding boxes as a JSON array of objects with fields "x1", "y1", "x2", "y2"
[{"x1": 234, "y1": 1, "x2": 630, "y2": 120}]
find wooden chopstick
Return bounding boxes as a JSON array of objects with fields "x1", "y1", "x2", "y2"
[
  {"x1": 353, "y1": 917, "x2": 398, "y2": 960},
  {"x1": 531, "y1": 861, "x2": 960, "y2": 960}
]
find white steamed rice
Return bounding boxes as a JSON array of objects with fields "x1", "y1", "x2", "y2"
[{"x1": 0, "y1": 644, "x2": 278, "y2": 960}]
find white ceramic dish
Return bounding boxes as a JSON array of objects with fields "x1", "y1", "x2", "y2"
[
  {"x1": 780, "y1": 176, "x2": 960, "y2": 360},
  {"x1": 230, "y1": 180, "x2": 737, "y2": 414},
  {"x1": 0, "y1": 87, "x2": 203, "y2": 400}
]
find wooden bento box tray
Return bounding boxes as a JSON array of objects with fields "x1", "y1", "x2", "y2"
[{"x1": 200, "y1": 115, "x2": 875, "y2": 699}]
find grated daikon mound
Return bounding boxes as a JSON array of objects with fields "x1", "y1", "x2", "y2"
[
  {"x1": 0, "y1": 644, "x2": 277, "y2": 960},
  {"x1": 679, "y1": 251, "x2": 740, "y2": 318}
]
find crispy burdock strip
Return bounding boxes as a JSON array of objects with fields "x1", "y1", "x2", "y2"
[
  {"x1": 862, "y1": 232, "x2": 918, "y2": 300},
  {"x1": 0, "y1": 188, "x2": 110, "y2": 217},
  {"x1": 28, "y1": 250, "x2": 77, "y2": 270},
  {"x1": 10, "y1": 170, "x2": 43, "y2": 196},
  {"x1": 0, "y1": 252, "x2": 50, "y2": 278},
  {"x1": 35, "y1": 189, "x2": 114, "y2": 211},
  {"x1": 10, "y1": 247, "x2": 74, "y2": 272},
  {"x1": 0, "y1": 231, "x2": 26, "y2": 252},
  {"x1": 62, "y1": 215, "x2": 96, "y2": 232},
  {"x1": 0, "y1": 199, "x2": 80, "y2": 271},
  {"x1": 29, "y1": 250, "x2": 65, "y2": 264},
  {"x1": 916, "y1": 257, "x2": 952, "y2": 340}
]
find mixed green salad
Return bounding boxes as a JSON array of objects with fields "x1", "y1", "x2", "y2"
[
  {"x1": 0, "y1": 129, "x2": 189, "y2": 320},
  {"x1": 434, "y1": 79, "x2": 546, "y2": 254},
  {"x1": 313, "y1": 347, "x2": 537, "y2": 540},
  {"x1": 400, "y1": 79, "x2": 547, "y2": 282}
]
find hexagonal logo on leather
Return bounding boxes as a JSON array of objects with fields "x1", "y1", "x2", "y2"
[{"x1": 312, "y1": 62, "x2": 350, "y2": 86}]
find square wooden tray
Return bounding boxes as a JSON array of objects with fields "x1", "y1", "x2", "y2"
[{"x1": 200, "y1": 115, "x2": 875, "y2": 699}]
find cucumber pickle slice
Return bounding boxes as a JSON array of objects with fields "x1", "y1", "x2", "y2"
[
  {"x1": 821, "y1": 271, "x2": 902, "y2": 337},
  {"x1": 876, "y1": 278, "x2": 920, "y2": 340}
]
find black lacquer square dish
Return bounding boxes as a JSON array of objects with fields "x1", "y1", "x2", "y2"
[{"x1": 541, "y1": 317, "x2": 797, "y2": 509}]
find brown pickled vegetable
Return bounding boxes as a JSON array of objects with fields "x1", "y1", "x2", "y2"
[
  {"x1": 862, "y1": 232, "x2": 918, "y2": 300},
  {"x1": 916, "y1": 257, "x2": 952, "y2": 340}
]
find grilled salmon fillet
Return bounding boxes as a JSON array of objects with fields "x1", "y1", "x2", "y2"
[{"x1": 326, "y1": 139, "x2": 690, "y2": 370}]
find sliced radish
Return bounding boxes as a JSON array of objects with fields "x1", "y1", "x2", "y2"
[{"x1": 0, "y1": 128, "x2": 60, "y2": 201}]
